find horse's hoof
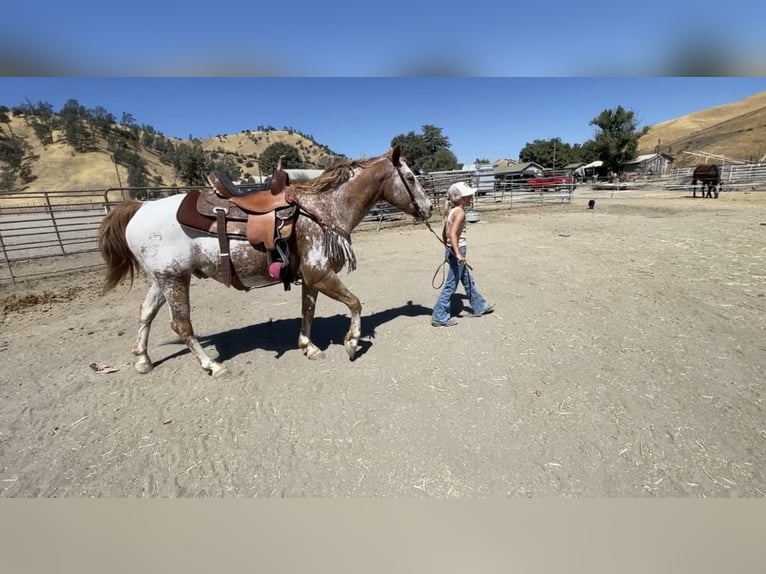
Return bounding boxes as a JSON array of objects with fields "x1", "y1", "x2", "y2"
[
  {"x1": 134, "y1": 360, "x2": 153, "y2": 374},
  {"x1": 306, "y1": 347, "x2": 325, "y2": 360},
  {"x1": 345, "y1": 343, "x2": 358, "y2": 360},
  {"x1": 211, "y1": 365, "x2": 230, "y2": 379}
]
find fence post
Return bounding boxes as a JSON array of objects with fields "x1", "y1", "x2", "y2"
[
  {"x1": 44, "y1": 192, "x2": 66, "y2": 255},
  {"x1": 0, "y1": 231, "x2": 16, "y2": 284}
]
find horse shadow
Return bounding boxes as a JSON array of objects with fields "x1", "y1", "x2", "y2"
[{"x1": 153, "y1": 300, "x2": 432, "y2": 367}]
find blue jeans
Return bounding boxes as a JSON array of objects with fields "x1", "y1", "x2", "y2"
[{"x1": 431, "y1": 246, "x2": 490, "y2": 324}]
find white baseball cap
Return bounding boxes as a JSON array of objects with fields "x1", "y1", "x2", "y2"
[{"x1": 448, "y1": 181, "x2": 476, "y2": 201}]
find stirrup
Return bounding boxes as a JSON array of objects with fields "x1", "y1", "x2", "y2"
[{"x1": 267, "y1": 240, "x2": 290, "y2": 280}]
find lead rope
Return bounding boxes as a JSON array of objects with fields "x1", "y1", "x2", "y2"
[{"x1": 422, "y1": 214, "x2": 473, "y2": 289}]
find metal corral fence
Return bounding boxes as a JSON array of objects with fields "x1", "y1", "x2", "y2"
[
  {"x1": 0, "y1": 170, "x2": 574, "y2": 285},
  {"x1": 663, "y1": 163, "x2": 766, "y2": 191},
  {"x1": 419, "y1": 167, "x2": 574, "y2": 211},
  {"x1": 0, "y1": 186, "x2": 199, "y2": 285}
]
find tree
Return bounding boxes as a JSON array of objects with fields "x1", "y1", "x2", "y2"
[
  {"x1": 589, "y1": 105, "x2": 640, "y2": 174},
  {"x1": 0, "y1": 106, "x2": 11, "y2": 135},
  {"x1": 519, "y1": 138, "x2": 585, "y2": 168},
  {"x1": 88, "y1": 105, "x2": 115, "y2": 139},
  {"x1": 26, "y1": 100, "x2": 56, "y2": 145},
  {"x1": 127, "y1": 160, "x2": 149, "y2": 190},
  {"x1": 171, "y1": 141, "x2": 209, "y2": 185},
  {"x1": 574, "y1": 140, "x2": 600, "y2": 163},
  {"x1": 259, "y1": 142, "x2": 304, "y2": 174},
  {"x1": 59, "y1": 98, "x2": 93, "y2": 152},
  {"x1": 390, "y1": 124, "x2": 458, "y2": 173},
  {"x1": 421, "y1": 148, "x2": 460, "y2": 172},
  {"x1": 0, "y1": 132, "x2": 34, "y2": 190}
]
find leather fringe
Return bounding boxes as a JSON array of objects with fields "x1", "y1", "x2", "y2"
[{"x1": 324, "y1": 228, "x2": 356, "y2": 272}]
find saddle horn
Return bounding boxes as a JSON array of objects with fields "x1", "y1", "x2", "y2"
[{"x1": 270, "y1": 154, "x2": 290, "y2": 194}]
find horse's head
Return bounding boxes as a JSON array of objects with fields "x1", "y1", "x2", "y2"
[{"x1": 382, "y1": 145, "x2": 433, "y2": 221}]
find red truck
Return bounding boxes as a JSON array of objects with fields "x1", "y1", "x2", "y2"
[{"x1": 527, "y1": 173, "x2": 575, "y2": 191}]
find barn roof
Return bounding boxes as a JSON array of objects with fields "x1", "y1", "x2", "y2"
[{"x1": 493, "y1": 161, "x2": 543, "y2": 175}]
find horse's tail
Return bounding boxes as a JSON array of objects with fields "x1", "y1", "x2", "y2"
[{"x1": 98, "y1": 200, "x2": 143, "y2": 293}]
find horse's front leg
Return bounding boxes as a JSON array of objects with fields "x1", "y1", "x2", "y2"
[
  {"x1": 299, "y1": 284, "x2": 325, "y2": 360},
  {"x1": 312, "y1": 273, "x2": 362, "y2": 360}
]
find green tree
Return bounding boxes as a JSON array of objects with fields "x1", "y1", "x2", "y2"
[
  {"x1": 421, "y1": 148, "x2": 460, "y2": 172},
  {"x1": 87, "y1": 105, "x2": 115, "y2": 139},
  {"x1": 589, "y1": 105, "x2": 640, "y2": 174},
  {"x1": 208, "y1": 154, "x2": 241, "y2": 181},
  {"x1": 0, "y1": 132, "x2": 34, "y2": 190},
  {"x1": 0, "y1": 106, "x2": 11, "y2": 135},
  {"x1": 26, "y1": 100, "x2": 56, "y2": 145},
  {"x1": 171, "y1": 141, "x2": 209, "y2": 185},
  {"x1": 60, "y1": 98, "x2": 93, "y2": 152},
  {"x1": 127, "y1": 160, "x2": 149, "y2": 191},
  {"x1": 390, "y1": 124, "x2": 458, "y2": 173},
  {"x1": 259, "y1": 142, "x2": 304, "y2": 174},
  {"x1": 573, "y1": 140, "x2": 600, "y2": 163},
  {"x1": 519, "y1": 138, "x2": 583, "y2": 168}
]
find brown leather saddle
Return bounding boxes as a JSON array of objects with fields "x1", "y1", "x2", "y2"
[{"x1": 176, "y1": 169, "x2": 299, "y2": 290}]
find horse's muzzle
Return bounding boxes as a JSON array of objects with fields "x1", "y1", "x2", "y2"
[{"x1": 416, "y1": 203, "x2": 434, "y2": 221}]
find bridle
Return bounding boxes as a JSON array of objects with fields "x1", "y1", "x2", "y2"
[
  {"x1": 394, "y1": 161, "x2": 425, "y2": 220},
  {"x1": 392, "y1": 160, "x2": 450, "y2": 249}
]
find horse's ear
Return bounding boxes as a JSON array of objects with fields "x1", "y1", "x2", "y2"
[{"x1": 391, "y1": 144, "x2": 401, "y2": 167}]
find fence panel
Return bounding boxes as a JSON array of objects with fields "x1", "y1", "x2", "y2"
[
  {"x1": 0, "y1": 187, "x2": 189, "y2": 285},
  {"x1": 664, "y1": 163, "x2": 766, "y2": 190}
]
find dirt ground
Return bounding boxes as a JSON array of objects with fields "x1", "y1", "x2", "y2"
[{"x1": 1, "y1": 189, "x2": 764, "y2": 497}]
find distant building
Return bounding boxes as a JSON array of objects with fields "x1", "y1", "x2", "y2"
[
  {"x1": 622, "y1": 153, "x2": 674, "y2": 176},
  {"x1": 493, "y1": 161, "x2": 544, "y2": 181}
]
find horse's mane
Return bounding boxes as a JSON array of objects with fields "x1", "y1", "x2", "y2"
[{"x1": 293, "y1": 155, "x2": 383, "y2": 195}]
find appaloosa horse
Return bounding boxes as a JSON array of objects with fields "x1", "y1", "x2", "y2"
[
  {"x1": 691, "y1": 164, "x2": 722, "y2": 198},
  {"x1": 98, "y1": 145, "x2": 433, "y2": 377}
]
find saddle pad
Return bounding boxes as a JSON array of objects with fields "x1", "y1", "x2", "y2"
[
  {"x1": 177, "y1": 190, "x2": 213, "y2": 231},
  {"x1": 177, "y1": 191, "x2": 247, "y2": 239}
]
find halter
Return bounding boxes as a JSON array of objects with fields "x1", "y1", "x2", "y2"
[{"x1": 394, "y1": 162, "x2": 424, "y2": 219}]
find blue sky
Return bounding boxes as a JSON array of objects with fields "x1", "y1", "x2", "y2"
[
  {"x1": 1, "y1": 2, "x2": 764, "y2": 76},
  {"x1": 2, "y1": 77, "x2": 765, "y2": 164}
]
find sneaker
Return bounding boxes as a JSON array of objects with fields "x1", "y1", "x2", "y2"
[
  {"x1": 470, "y1": 304, "x2": 495, "y2": 318},
  {"x1": 431, "y1": 317, "x2": 458, "y2": 327}
]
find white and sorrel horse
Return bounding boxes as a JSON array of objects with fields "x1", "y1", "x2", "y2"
[{"x1": 98, "y1": 145, "x2": 433, "y2": 377}]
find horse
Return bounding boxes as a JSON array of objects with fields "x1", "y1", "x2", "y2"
[
  {"x1": 97, "y1": 145, "x2": 433, "y2": 377},
  {"x1": 691, "y1": 164, "x2": 721, "y2": 198}
]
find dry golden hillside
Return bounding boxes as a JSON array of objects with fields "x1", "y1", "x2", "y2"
[
  {"x1": 200, "y1": 130, "x2": 338, "y2": 178},
  {"x1": 638, "y1": 90, "x2": 766, "y2": 167},
  {"x1": 1, "y1": 115, "x2": 338, "y2": 193}
]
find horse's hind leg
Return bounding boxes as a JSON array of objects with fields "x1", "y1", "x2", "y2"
[
  {"x1": 298, "y1": 284, "x2": 325, "y2": 360},
  {"x1": 132, "y1": 281, "x2": 166, "y2": 374},
  {"x1": 161, "y1": 274, "x2": 229, "y2": 378}
]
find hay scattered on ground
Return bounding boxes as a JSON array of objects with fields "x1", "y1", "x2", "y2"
[{"x1": 1, "y1": 286, "x2": 81, "y2": 315}]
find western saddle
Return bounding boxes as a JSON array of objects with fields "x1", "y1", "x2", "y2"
[{"x1": 176, "y1": 169, "x2": 299, "y2": 291}]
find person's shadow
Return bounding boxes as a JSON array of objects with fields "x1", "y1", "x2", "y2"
[{"x1": 153, "y1": 300, "x2": 432, "y2": 366}]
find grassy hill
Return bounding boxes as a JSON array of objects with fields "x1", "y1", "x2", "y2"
[
  {"x1": 0, "y1": 113, "x2": 341, "y2": 193},
  {"x1": 638, "y1": 90, "x2": 766, "y2": 167}
]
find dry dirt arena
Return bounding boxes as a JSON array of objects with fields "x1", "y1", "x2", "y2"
[{"x1": 1, "y1": 189, "x2": 764, "y2": 497}]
